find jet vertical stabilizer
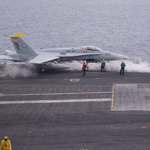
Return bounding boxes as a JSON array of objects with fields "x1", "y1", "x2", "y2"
[{"x1": 10, "y1": 34, "x2": 37, "y2": 57}]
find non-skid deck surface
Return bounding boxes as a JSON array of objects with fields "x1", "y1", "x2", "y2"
[{"x1": 113, "y1": 84, "x2": 150, "y2": 111}]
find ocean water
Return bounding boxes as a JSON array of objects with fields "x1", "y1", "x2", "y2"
[{"x1": 0, "y1": 0, "x2": 150, "y2": 62}]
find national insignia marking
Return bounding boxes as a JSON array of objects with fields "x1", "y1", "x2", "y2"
[{"x1": 22, "y1": 44, "x2": 26, "y2": 48}]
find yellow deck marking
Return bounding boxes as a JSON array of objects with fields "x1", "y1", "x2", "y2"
[{"x1": 111, "y1": 84, "x2": 115, "y2": 111}]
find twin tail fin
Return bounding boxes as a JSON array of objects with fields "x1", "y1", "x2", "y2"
[{"x1": 10, "y1": 33, "x2": 37, "y2": 57}]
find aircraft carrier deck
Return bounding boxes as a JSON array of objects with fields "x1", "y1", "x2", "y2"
[{"x1": 0, "y1": 68, "x2": 150, "y2": 150}]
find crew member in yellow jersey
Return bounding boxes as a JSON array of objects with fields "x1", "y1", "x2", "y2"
[{"x1": 1, "y1": 136, "x2": 12, "y2": 150}]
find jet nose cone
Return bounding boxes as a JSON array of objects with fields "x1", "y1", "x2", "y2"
[
  {"x1": 118, "y1": 54, "x2": 129, "y2": 60},
  {"x1": 124, "y1": 56, "x2": 129, "y2": 60}
]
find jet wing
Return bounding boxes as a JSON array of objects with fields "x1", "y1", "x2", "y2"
[{"x1": 29, "y1": 53, "x2": 59, "y2": 64}]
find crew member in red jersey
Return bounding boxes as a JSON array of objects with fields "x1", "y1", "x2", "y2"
[{"x1": 82, "y1": 61, "x2": 87, "y2": 76}]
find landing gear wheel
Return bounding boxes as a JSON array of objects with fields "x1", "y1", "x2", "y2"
[{"x1": 40, "y1": 68, "x2": 46, "y2": 73}]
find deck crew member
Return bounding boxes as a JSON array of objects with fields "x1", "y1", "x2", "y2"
[
  {"x1": 120, "y1": 61, "x2": 126, "y2": 75},
  {"x1": 82, "y1": 61, "x2": 87, "y2": 76},
  {"x1": 101, "y1": 59, "x2": 106, "y2": 72},
  {"x1": 1, "y1": 136, "x2": 12, "y2": 150}
]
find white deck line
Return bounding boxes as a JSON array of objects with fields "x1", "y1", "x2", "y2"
[
  {"x1": 0, "y1": 92, "x2": 112, "y2": 97},
  {"x1": 0, "y1": 98, "x2": 111, "y2": 104}
]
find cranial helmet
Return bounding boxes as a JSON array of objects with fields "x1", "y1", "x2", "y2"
[{"x1": 4, "y1": 136, "x2": 9, "y2": 140}]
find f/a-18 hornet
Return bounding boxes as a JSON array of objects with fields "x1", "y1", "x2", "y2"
[{"x1": 0, "y1": 34, "x2": 128, "y2": 72}]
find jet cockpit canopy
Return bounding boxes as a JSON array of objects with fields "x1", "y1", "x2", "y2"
[{"x1": 81, "y1": 46, "x2": 102, "y2": 51}]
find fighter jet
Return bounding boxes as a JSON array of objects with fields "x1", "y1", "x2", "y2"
[{"x1": 0, "y1": 34, "x2": 128, "y2": 72}]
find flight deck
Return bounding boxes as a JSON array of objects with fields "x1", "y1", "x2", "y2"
[{"x1": 0, "y1": 69, "x2": 150, "y2": 150}]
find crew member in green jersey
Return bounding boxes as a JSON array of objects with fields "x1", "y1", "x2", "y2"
[
  {"x1": 101, "y1": 59, "x2": 106, "y2": 72},
  {"x1": 120, "y1": 61, "x2": 126, "y2": 75}
]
